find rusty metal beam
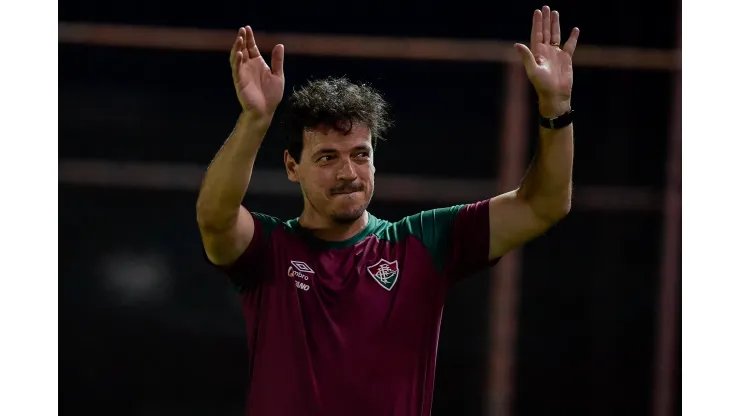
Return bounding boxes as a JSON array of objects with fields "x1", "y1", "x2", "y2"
[
  {"x1": 487, "y1": 62, "x2": 530, "y2": 416},
  {"x1": 58, "y1": 22, "x2": 681, "y2": 71}
]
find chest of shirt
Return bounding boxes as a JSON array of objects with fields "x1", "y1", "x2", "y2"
[{"x1": 267, "y1": 234, "x2": 447, "y2": 328}]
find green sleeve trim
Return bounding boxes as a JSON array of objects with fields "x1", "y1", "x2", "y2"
[
  {"x1": 379, "y1": 205, "x2": 464, "y2": 274},
  {"x1": 251, "y1": 212, "x2": 283, "y2": 241}
]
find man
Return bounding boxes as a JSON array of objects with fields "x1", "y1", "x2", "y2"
[{"x1": 196, "y1": 6, "x2": 578, "y2": 415}]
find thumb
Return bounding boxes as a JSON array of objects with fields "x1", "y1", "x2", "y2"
[
  {"x1": 271, "y1": 44, "x2": 284, "y2": 77},
  {"x1": 513, "y1": 43, "x2": 537, "y2": 73}
]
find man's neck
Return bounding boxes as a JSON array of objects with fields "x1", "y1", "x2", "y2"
[{"x1": 298, "y1": 210, "x2": 369, "y2": 242}]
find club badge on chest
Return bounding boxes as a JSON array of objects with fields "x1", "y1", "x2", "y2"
[{"x1": 367, "y1": 259, "x2": 400, "y2": 291}]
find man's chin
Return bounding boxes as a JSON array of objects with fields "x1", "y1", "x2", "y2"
[{"x1": 331, "y1": 206, "x2": 367, "y2": 224}]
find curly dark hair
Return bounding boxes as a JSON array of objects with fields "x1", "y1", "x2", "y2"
[{"x1": 284, "y1": 77, "x2": 392, "y2": 162}]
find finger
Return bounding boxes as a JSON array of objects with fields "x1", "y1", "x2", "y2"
[
  {"x1": 531, "y1": 9, "x2": 543, "y2": 45},
  {"x1": 245, "y1": 26, "x2": 261, "y2": 59},
  {"x1": 229, "y1": 28, "x2": 245, "y2": 65},
  {"x1": 233, "y1": 51, "x2": 243, "y2": 80},
  {"x1": 271, "y1": 44, "x2": 285, "y2": 77},
  {"x1": 562, "y1": 27, "x2": 580, "y2": 57},
  {"x1": 542, "y1": 6, "x2": 551, "y2": 45},
  {"x1": 551, "y1": 10, "x2": 561, "y2": 46},
  {"x1": 514, "y1": 43, "x2": 538, "y2": 75}
]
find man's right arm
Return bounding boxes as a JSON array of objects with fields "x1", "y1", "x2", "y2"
[
  {"x1": 196, "y1": 113, "x2": 270, "y2": 266},
  {"x1": 197, "y1": 25, "x2": 285, "y2": 267}
]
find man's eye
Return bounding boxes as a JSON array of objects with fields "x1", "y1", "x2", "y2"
[
  {"x1": 356, "y1": 152, "x2": 370, "y2": 159},
  {"x1": 317, "y1": 155, "x2": 332, "y2": 162}
]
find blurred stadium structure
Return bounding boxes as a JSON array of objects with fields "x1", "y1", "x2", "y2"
[{"x1": 59, "y1": 3, "x2": 680, "y2": 415}]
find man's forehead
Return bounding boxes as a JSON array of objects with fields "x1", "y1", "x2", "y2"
[{"x1": 304, "y1": 123, "x2": 372, "y2": 149}]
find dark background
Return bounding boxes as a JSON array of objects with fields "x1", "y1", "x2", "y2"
[{"x1": 59, "y1": 1, "x2": 680, "y2": 415}]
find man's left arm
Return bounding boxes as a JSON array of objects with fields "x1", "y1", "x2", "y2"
[{"x1": 488, "y1": 6, "x2": 580, "y2": 261}]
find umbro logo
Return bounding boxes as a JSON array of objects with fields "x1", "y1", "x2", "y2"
[
  {"x1": 290, "y1": 261, "x2": 314, "y2": 274},
  {"x1": 288, "y1": 260, "x2": 313, "y2": 292}
]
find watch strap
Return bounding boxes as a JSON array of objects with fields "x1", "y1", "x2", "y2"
[{"x1": 539, "y1": 108, "x2": 574, "y2": 129}]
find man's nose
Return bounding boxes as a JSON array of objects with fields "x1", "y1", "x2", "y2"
[{"x1": 336, "y1": 158, "x2": 358, "y2": 181}]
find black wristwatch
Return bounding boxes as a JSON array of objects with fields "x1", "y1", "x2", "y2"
[{"x1": 539, "y1": 108, "x2": 574, "y2": 129}]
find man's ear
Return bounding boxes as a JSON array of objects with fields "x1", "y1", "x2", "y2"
[{"x1": 284, "y1": 150, "x2": 300, "y2": 183}]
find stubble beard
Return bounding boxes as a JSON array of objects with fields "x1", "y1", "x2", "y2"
[
  {"x1": 331, "y1": 203, "x2": 368, "y2": 224},
  {"x1": 302, "y1": 181, "x2": 374, "y2": 225}
]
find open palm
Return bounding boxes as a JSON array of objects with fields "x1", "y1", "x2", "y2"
[
  {"x1": 515, "y1": 6, "x2": 580, "y2": 103},
  {"x1": 230, "y1": 26, "x2": 285, "y2": 118}
]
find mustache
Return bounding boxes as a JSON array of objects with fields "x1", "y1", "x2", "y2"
[{"x1": 330, "y1": 183, "x2": 365, "y2": 195}]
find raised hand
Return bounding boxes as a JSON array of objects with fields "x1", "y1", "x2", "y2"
[
  {"x1": 230, "y1": 26, "x2": 285, "y2": 119},
  {"x1": 514, "y1": 6, "x2": 579, "y2": 117}
]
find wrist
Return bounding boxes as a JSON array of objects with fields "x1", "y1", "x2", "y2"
[
  {"x1": 239, "y1": 110, "x2": 274, "y2": 134},
  {"x1": 538, "y1": 98, "x2": 571, "y2": 118}
]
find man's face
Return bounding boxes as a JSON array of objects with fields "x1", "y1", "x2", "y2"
[{"x1": 285, "y1": 123, "x2": 375, "y2": 224}]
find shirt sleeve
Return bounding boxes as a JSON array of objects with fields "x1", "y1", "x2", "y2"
[
  {"x1": 204, "y1": 212, "x2": 282, "y2": 293},
  {"x1": 444, "y1": 199, "x2": 500, "y2": 280},
  {"x1": 403, "y1": 199, "x2": 499, "y2": 283}
]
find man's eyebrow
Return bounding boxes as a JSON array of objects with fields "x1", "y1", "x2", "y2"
[{"x1": 312, "y1": 148, "x2": 338, "y2": 157}]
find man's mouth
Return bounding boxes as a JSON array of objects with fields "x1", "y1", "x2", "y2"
[{"x1": 331, "y1": 186, "x2": 363, "y2": 195}]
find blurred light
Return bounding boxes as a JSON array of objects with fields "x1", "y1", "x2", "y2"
[{"x1": 101, "y1": 251, "x2": 172, "y2": 305}]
